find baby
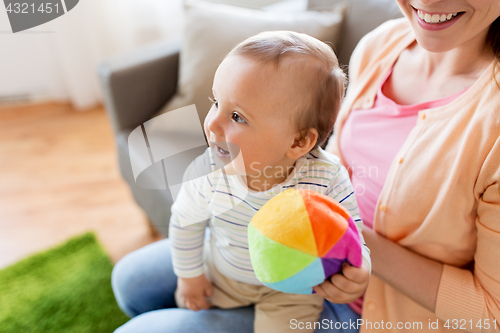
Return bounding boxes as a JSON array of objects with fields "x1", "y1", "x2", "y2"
[{"x1": 169, "y1": 31, "x2": 371, "y2": 333}]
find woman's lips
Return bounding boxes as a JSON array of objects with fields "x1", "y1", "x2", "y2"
[{"x1": 413, "y1": 7, "x2": 464, "y2": 31}]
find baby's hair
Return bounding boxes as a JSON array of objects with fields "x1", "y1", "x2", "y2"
[{"x1": 228, "y1": 30, "x2": 346, "y2": 150}]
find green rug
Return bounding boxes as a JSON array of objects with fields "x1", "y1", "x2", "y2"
[{"x1": 0, "y1": 233, "x2": 129, "y2": 333}]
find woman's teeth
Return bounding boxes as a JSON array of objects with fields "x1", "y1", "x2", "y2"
[{"x1": 417, "y1": 9, "x2": 459, "y2": 23}]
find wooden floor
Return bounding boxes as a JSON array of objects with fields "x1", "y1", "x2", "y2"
[{"x1": 0, "y1": 102, "x2": 162, "y2": 269}]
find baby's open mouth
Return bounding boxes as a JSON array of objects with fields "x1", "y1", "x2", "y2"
[{"x1": 215, "y1": 144, "x2": 231, "y2": 158}]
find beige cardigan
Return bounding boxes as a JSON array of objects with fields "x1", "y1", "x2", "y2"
[{"x1": 326, "y1": 18, "x2": 500, "y2": 333}]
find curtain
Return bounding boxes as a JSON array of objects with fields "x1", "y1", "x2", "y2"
[{"x1": 0, "y1": 0, "x2": 184, "y2": 109}]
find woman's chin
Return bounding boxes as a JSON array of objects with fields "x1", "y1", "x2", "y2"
[{"x1": 413, "y1": 34, "x2": 458, "y2": 54}]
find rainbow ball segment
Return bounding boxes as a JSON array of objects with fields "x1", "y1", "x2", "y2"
[{"x1": 248, "y1": 188, "x2": 362, "y2": 294}]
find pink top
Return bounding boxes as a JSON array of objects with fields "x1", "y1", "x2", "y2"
[{"x1": 340, "y1": 68, "x2": 467, "y2": 314}]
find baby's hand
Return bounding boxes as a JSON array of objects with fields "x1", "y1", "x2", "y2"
[
  {"x1": 313, "y1": 261, "x2": 369, "y2": 304},
  {"x1": 177, "y1": 275, "x2": 213, "y2": 311}
]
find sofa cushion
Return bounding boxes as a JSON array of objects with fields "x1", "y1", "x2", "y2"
[
  {"x1": 157, "y1": 0, "x2": 346, "y2": 124},
  {"x1": 308, "y1": 0, "x2": 403, "y2": 66}
]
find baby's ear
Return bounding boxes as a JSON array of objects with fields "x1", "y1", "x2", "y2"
[{"x1": 287, "y1": 128, "x2": 318, "y2": 159}]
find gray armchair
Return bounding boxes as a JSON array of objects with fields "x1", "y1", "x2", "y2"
[
  {"x1": 98, "y1": 38, "x2": 181, "y2": 236},
  {"x1": 98, "y1": 0, "x2": 402, "y2": 237}
]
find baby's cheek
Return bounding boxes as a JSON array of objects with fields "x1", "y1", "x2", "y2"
[
  {"x1": 203, "y1": 115, "x2": 212, "y2": 141},
  {"x1": 204, "y1": 127, "x2": 210, "y2": 142}
]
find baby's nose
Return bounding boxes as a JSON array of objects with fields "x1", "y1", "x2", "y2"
[
  {"x1": 206, "y1": 116, "x2": 223, "y2": 140},
  {"x1": 208, "y1": 131, "x2": 217, "y2": 143}
]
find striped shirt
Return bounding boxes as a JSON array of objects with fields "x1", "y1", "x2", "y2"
[{"x1": 169, "y1": 147, "x2": 371, "y2": 285}]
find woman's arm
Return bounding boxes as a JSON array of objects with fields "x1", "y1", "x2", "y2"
[
  {"x1": 365, "y1": 135, "x2": 500, "y2": 332},
  {"x1": 362, "y1": 227, "x2": 443, "y2": 312}
]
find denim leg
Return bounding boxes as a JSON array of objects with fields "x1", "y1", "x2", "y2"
[
  {"x1": 111, "y1": 238, "x2": 178, "y2": 317},
  {"x1": 114, "y1": 307, "x2": 255, "y2": 333},
  {"x1": 111, "y1": 238, "x2": 255, "y2": 333},
  {"x1": 315, "y1": 302, "x2": 361, "y2": 332}
]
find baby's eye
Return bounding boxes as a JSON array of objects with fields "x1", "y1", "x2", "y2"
[
  {"x1": 208, "y1": 96, "x2": 218, "y2": 108},
  {"x1": 231, "y1": 112, "x2": 246, "y2": 123}
]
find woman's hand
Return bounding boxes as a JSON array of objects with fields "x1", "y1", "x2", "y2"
[
  {"x1": 177, "y1": 275, "x2": 213, "y2": 311},
  {"x1": 312, "y1": 260, "x2": 370, "y2": 304}
]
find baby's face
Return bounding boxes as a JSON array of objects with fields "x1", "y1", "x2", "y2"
[{"x1": 204, "y1": 55, "x2": 308, "y2": 178}]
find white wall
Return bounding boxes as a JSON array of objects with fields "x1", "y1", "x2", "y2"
[
  {"x1": 206, "y1": 0, "x2": 283, "y2": 8},
  {"x1": 0, "y1": 9, "x2": 65, "y2": 103},
  {"x1": 0, "y1": 0, "x2": 186, "y2": 107}
]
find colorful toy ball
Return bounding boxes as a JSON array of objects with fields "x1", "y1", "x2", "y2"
[{"x1": 248, "y1": 188, "x2": 362, "y2": 294}]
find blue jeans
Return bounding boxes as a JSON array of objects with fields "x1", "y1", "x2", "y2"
[{"x1": 112, "y1": 239, "x2": 360, "y2": 333}]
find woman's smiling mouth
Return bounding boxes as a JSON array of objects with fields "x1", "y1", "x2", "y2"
[{"x1": 412, "y1": 6, "x2": 465, "y2": 31}]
